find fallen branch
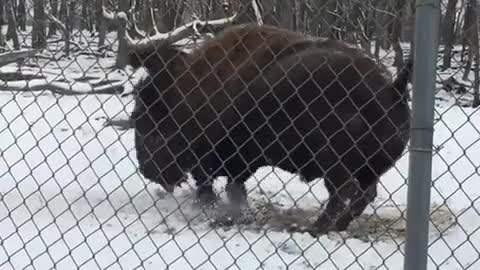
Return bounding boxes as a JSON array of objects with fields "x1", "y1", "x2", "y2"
[
  {"x1": 0, "y1": 79, "x2": 125, "y2": 95},
  {"x1": 437, "y1": 76, "x2": 470, "y2": 94},
  {"x1": 101, "y1": 117, "x2": 133, "y2": 130},
  {"x1": 124, "y1": 13, "x2": 238, "y2": 48},
  {"x1": 46, "y1": 13, "x2": 67, "y2": 34},
  {"x1": 0, "y1": 49, "x2": 39, "y2": 67},
  {"x1": 47, "y1": 37, "x2": 64, "y2": 44},
  {"x1": 0, "y1": 71, "x2": 46, "y2": 81},
  {"x1": 69, "y1": 40, "x2": 88, "y2": 52}
]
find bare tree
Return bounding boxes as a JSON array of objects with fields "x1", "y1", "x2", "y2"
[
  {"x1": 314, "y1": 0, "x2": 341, "y2": 38},
  {"x1": 463, "y1": 2, "x2": 476, "y2": 81},
  {"x1": 17, "y1": 0, "x2": 26, "y2": 31},
  {"x1": 47, "y1": 2, "x2": 71, "y2": 55},
  {"x1": 5, "y1": 0, "x2": 19, "y2": 49},
  {"x1": 81, "y1": 0, "x2": 92, "y2": 31},
  {"x1": 303, "y1": 0, "x2": 321, "y2": 36},
  {"x1": 0, "y1": 0, "x2": 4, "y2": 26},
  {"x1": 59, "y1": 0, "x2": 67, "y2": 22},
  {"x1": 233, "y1": 0, "x2": 258, "y2": 24},
  {"x1": 208, "y1": 0, "x2": 228, "y2": 19},
  {"x1": 406, "y1": 0, "x2": 416, "y2": 61},
  {"x1": 48, "y1": 0, "x2": 59, "y2": 37},
  {"x1": 97, "y1": 0, "x2": 106, "y2": 46},
  {"x1": 391, "y1": 0, "x2": 405, "y2": 72},
  {"x1": 124, "y1": 13, "x2": 237, "y2": 56},
  {"x1": 442, "y1": 0, "x2": 459, "y2": 69},
  {"x1": 373, "y1": 1, "x2": 386, "y2": 59},
  {"x1": 156, "y1": 0, "x2": 186, "y2": 32},
  {"x1": 142, "y1": 0, "x2": 157, "y2": 35},
  {"x1": 293, "y1": 0, "x2": 307, "y2": 32},
  {"x1": 359, "y1": 0, "x2": 377, "y2": 55},
  {"x1": 115, "y1": 0, "x2": 130, "y2": 68},
  {"x1": 470, "y1": 0, "x2": 480, "y2": 107},
  {"x1": 193, "y1": 0, "x2": 229, "y2": 21},
  {"x1": 0, "y1": 0, "x2": 6, "y2": 48},
  {"x1": 32, "y1": 0, "x2": 47, "y2": 49},
  {"x1": 272, "y1": 0, "x2": 294, "y2": 28},
  {"x1": 66, "y1": 0, "x2": 75, "y2": 53}
]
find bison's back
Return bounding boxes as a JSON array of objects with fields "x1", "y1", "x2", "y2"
[
  {"x1": 189, "y1": 24, "x2": 318, "y2": 98},
  {"x1": 211, "y1": 47, "x2": 409, "y2": 181}
]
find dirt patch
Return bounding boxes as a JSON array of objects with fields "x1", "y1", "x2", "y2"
[{"x1": 207, "y1": 198, "x2": 456, "y2": 242}]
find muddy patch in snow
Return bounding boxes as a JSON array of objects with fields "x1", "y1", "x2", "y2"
[{"x1": 207, "y1": 198, "x2": 456, "y2": 242}]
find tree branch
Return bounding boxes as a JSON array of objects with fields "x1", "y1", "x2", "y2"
[{"x1": 0, "y1": 49, "x2": 39, "y2": 67}]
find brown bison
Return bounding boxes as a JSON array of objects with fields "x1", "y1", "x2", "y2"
[{"x1": 126, "y1": 17, "x2": 412, "y2": 235}]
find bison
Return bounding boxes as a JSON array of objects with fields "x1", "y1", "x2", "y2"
[{"x1": 125, "y1": 17, "x2": 412, "y2": 235}]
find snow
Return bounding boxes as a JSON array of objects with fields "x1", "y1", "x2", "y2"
[{"x1": 0, "y1": 36, "x2": 480, "y2": 270}]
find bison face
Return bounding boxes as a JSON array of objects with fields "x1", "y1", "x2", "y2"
[{"x1": 135, "y1": 131, "x2": 189, "y2": 193}]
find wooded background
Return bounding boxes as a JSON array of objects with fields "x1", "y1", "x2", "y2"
[{"x1": 0, "y1": 0, "x2": 478, "y2": 107}]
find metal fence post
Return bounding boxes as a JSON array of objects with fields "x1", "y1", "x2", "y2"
[{"x1": 404, "y1": 0, "x2": 441, "y2": 269}]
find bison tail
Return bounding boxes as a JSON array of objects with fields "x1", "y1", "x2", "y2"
[{"x1": 392, "y1": 59, "x2": 413, "y2": 97}]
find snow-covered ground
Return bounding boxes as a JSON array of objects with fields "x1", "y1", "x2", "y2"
[{"x1": 0, "y1": 32, "x2": 479, "y2": 270}]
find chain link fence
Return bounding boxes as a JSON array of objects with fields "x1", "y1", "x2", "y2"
[{"x1": 0, "y1": 0, "x2": 478, "y2": 269}]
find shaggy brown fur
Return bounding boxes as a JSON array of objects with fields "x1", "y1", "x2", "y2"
[
  {"x1": 129, "y1": 23, "x2": 412, "y2": 235},
  {"x1": 129, "y1": 23, "x2": 325, "y2": 196}
]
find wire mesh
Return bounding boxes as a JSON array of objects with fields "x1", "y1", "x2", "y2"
[{"x1": 0, "y1": 0, "x2": 477, "y2": 270}]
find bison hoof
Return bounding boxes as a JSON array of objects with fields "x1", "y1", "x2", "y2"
[
  {"x1": 333, "y1": 215, "x2": 354, "y2": 232},
  {"x1": 287, "y1": 224, "x2": 329, "y2": 237},
  {"x1": 306, "y1": 214, "x2": 349, "y2": 237},
  {"x1": 194, "y1": 191, "x2": 219, "y2": 208},
  {"x1": 226, "y1": 202, "x2": 249, "y2": 219}
]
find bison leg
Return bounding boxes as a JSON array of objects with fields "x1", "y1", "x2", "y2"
[
  {"x1": 196, "y1": 184, "x2": 218, "y2": 207},
  {"x1": 226, "y1": 169, "x2": 252, "y2": 205},
  {"x1": 225, "y1": 170, "x2": 251, "y2": 218},
  {"x1": 309, "y1": 166, "x2": 380, "y2": 236},
  {"x1": 191, "y1": 165, "x2": 219, "y2": 207},
  {"x1": 309, "y1": 164, "x2": 359, "y2": 235},
  {"x1": 334, "y1": 169, "x2": 379, "y2": 230},
  {"x1": 334, "y1": 182, "x2": 378, "y2": 231}
]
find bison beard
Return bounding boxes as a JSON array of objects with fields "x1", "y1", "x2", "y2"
[{"x1": 128, "y1": 23, "x2": 412, "y2": 236}]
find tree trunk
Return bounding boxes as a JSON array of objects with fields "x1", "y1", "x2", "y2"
[
  {"x1": 97, "y1": 0, "x2": 106, "y2": 47},
  {"x1": 294, "y1": 0, "x2": 307, "y2": 32},
  {"x1": 314, "y1": 0, "x2": 338, "y2": 38},
  {"x1": 234, "y1": 0, "x2": 258, "y2": 24},
  {"x1": 373, "y1": 0, "x2": 385, "y2": 60},
  {"x1": 463, "y1": 2, "x2": 475, "y2": 80},
  {"x1": 87, "y1": 0, "x2": 95, "y2": 33},
  {"x1": 209, "y1": 0, "x2": 226, "y2": 18},
  {"x1": 391, "y1": 0, "x2": 405, "y2": 72},
  {"x1": 64, "y1": 0, "x2": 75, "y2": 56},
  {"x1": 143, "y1": 0, "x2": 157, "y2": 35},
  {"x1": 5, "y1": 0, "x2": 19, "y2": 49},
  {"x1": 0, "y1": 0, "x2": 5, "y2": 48},
  {"x1": 17, "y1": 0, "x2": 26, "y2": 31},
  {"x1": 381, "y1": 1, "x2": 393, "y2": 50},
  {"x1": 115, "y1": 0, "x2": 129, "y2": 68},
  {"x1": 442, "y1": 0, "x2": 459, "y2": 69},
  {"x1": 48, "y1": 0, "x2": 59, "y2": 37},
  {"x1": 197, "y1": 0, "x2": 207, "y2": 19},
  {"x1": 408, "y1": 0, "x2": 415, "y2": 60},
  {"x1": 81, "y1": 0, "x2": 90, "y2": 31},
  {"x1": 0, "y1": 0, "x2": 4, "y2": 26},
  {"x1": 470, "y1": 0, "x2": 480, "y2": 107},
  {"x1": 361, "y1": 0, "x2": 375, "y2": 55},
  {"x1": 32, "y1": 0, "x2": 46, "y2": 49},
  {"x1": 59, "y1": 0, "x2": 67, "y2": 23},
  {"x1": 274, "y1": 0, "x2": 294, "y2": 29}
]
